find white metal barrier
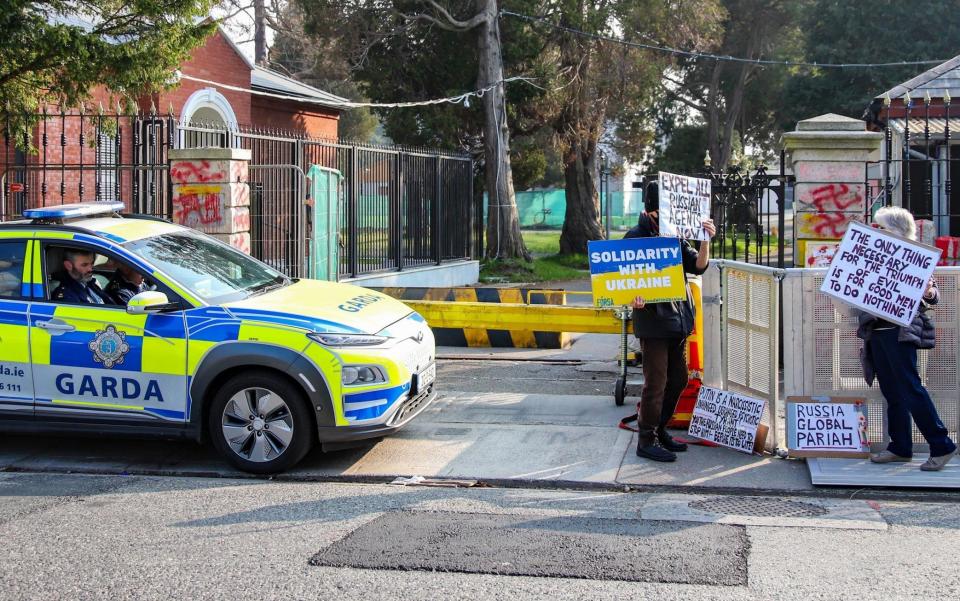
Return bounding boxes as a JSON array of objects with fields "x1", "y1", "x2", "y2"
[
  {"x1": 702, "y1": 260, "x2": 783, "y2": 450},
  {"x1": 783, "y1": 267, "x2": 960, "y2": 446}
]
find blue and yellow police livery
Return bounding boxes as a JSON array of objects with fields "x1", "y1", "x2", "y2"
[{"x1": 0, "y1": 202, "x2": 436, "y2": 473}]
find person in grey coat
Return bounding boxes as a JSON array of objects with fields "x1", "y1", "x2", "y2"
[{"x1": 857, "y1": 207, "x2": 956, "y2": 471}]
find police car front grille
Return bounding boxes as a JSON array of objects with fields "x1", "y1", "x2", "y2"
[{"x1": 389, "y1": 384, "x2": 434, "y2": 426}]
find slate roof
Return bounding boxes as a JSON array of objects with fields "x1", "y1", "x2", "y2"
[{"x1": 877, "y1": 55, "x2": 960, "y2": 100}]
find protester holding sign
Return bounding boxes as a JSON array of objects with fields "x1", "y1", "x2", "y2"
[
  {"x1": 624, "y1": 180, "x2": 716, "y2": 462},
  {"x1": 854, "y1": 207, "x2": 957, "y2": 471}
]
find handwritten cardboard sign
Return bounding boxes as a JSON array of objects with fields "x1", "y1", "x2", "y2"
[
  {"x1": 688, "y1": 385, "x2": 766, "y2": 454},
  {"x1": 786, "y1": 397, "x2": 870, "y2": 458},
  {"x1": 659, "y1": 171, "x2": 711, "y2": 241},
  {"x1": 588, "y1": 238, "x2": 686, "y2": 307},
  {"x1": 820, "y1": 221, "x2": 941, "y2": 327}
]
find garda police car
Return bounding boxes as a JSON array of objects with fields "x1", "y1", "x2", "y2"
[{"x1": 0, "y1": 202, "x2": 436, "y2": 473}]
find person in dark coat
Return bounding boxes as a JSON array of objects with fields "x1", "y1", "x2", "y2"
[
  {"x1": 106, "y1": 262, "x2": 149, "y2": 305},
  {"x1": 857, "y1": 207, "x2": 956, "y2": 471},
  {"x1": 625, "y1": 180, "x2": 715, "y2": 462},
  {"x1": 51, "y1": 249, "x2": 111, "y2": 304}
]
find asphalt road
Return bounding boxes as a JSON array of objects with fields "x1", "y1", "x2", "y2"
[
  {"x1": 1, "y1": 472, "x2": 958, "y2": 600},
  {"x1": 1, "y1": 352, "x2": 958, "y2": 599}
]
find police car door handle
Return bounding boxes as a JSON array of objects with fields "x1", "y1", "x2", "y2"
[{"x1": 36, "y1": 319, "x2": 76, "y2": 334}]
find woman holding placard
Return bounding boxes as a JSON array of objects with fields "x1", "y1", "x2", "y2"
[
  {"x1": 626, "y1": 181, "x2": 715, "y2": 462},
  {"x1": 857, "y1": 207, "x2": 957, "y2": 471}
]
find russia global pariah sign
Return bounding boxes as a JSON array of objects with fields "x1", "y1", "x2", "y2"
[
  {"x1": 588, "y1": 238, "x2": 686, "y2": 307},
  {"x1": 658, "y1": 171, "x2": 711, "y2": 241}
]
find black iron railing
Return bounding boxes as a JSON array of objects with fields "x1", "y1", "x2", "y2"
[{"x1": 1, "y1": 109, "x2": 476, "y2": 279}]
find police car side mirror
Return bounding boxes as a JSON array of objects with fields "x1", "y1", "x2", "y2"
[{"x1": 126, "y1": 291, "x2": 181, "y2": 314}]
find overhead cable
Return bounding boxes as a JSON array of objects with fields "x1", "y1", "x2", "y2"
[{"x1": 179, "y1": 73, "x2": 538, "y2": 109}]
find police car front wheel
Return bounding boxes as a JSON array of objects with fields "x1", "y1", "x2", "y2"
[{"x1": 209, "y1": 373, "x2": 313, "y2": 473}]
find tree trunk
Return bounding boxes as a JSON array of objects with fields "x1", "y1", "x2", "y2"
[
  {"x1": 254, "y1": 0, "x2": 267, "y2": 65},
  {"x1": 559, "y1": 138, "x2": 604, "y2": 254},
  {"x1": 476, "y1": 0, "x2": 529, "y2": 260}
]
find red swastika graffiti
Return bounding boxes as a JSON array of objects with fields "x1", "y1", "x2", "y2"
[
  {"x1": 175, "y1": 194, "x2": 222, "y2": 226},
  {"x1": 810, "y1": 183, "x2": 861, "y2": 211},
  {"x1": 809, "y1": 213, "x2": 847, "y2": 238},
  {"x1": 171, "y1": 160, "x2": 225, "y2": 184}
]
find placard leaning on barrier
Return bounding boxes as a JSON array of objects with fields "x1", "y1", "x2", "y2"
[{"x1": 820, "y1": 207, "x2": 957, "y2": 471}]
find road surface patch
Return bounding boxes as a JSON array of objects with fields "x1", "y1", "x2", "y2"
[{"x1": 311, "y1": 510, "x2": 748, "y2": 585}]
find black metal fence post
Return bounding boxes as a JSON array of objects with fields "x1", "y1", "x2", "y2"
[
  {"x1": 432, "y1": 154, "x2": 442, "y2": 265},
  {"x1": 348, "y1": 145, "x2": 359, "y2": 278}
]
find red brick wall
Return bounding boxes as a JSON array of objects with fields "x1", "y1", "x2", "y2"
[
  {"x1": 153, "y1": 31, "x2": 253, "y2": 125},
  {"x1": 251, "y1": 97, "x2": 339, "y2": 139}
]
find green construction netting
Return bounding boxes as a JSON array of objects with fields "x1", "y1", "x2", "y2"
[
  {"x1": 484, "y1": 189, "x2": 645, "y2": 229},
  {"x1": 307, "y1": 164, "x2": 341, "y2": 281}
]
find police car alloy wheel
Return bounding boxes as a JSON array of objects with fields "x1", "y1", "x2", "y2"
[{"x1": 209, "y1": 372, "x2": 313, "y2": 474}]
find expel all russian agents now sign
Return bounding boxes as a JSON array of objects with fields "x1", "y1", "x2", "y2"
[
  {"x1": 588, "y1": 238, "x2": 686, "y2": 307},
  {"x1": 820, "y1": 221, "x2": 941, "y2": 327},
  {"x1": 658, "y1": 171, "x2": 711, "y2": 241}
]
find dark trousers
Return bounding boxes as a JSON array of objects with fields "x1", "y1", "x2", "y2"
[
  {"x1": 638, "y1": 337, "x2": 689, "y2": 443},
  {"x1": 869, "y1": 328, "x2": 957, "y2": 457}
]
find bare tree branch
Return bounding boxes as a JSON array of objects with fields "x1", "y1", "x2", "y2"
[{"x1": 420, "y1": 0, "x2": 487, "y2": 30}]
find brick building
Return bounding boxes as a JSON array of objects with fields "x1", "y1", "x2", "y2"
[{"x1": 1, "y1": 28, "x2": 345, "y2": 215}]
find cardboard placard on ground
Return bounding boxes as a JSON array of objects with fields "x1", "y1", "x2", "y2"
[
  {"x1": 687, "y1": 385, "x2": 766, "y2": 454},
  {"x1": 658, "y1": 171, "x2": 711, "y2": 241},
  {"x1": 819, "y1": 221, "x2": 941, "y2": 327},
  {"x1": 786, "y1": 396, "x2": 870, "y2": 458},
  {"x1": 588, "y1": 238, "x2": 686, "y2": 307}
]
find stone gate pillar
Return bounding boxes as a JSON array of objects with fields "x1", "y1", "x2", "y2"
[
  {"x1": 782, "y1": 114, "x2": 882, "y2": 267},
  {"x1": 168, "y1": 148, "x2": 252, "y2": 254}
]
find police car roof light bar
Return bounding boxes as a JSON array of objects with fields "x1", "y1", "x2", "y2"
[{"x1": 24, "y1": 202, "x2": 126, "y2": 224}]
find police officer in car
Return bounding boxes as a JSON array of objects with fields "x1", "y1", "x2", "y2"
[
  {"x1": 52, "y1": 249, "x2": 111, "y2": 304},
  {"x1": 106, "y1": 262, "x2": 149, "y2": 305}
]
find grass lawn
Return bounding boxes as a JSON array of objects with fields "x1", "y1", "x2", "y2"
[{"x1": 480, "y1": 229, "x2": 590, "y2": 283}]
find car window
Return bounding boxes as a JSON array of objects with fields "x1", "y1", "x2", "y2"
[
  {"x1": 125, "y1": 232, "x2": 289, "y2": 303},
  {"x1": 43, "y1": 245, "x2": 157, "y2": 307},
  {"x1": 0, "y1": 241, "x2": 27, "y2": 299}
]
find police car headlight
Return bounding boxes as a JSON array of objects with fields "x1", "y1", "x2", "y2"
[
  {"x1": 307, "y1": 332, "x2": 388, "y2": 347},
  {"x1": 342, "y1": 365, "x2": 386, "y2": 386}
]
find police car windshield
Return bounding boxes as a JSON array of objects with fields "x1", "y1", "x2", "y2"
[{"x1": 125, "y1": 232, "x2": 289, "y2": 303}]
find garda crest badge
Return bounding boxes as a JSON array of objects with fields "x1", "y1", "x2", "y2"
[{"x1": 88, "y1": 325, "x2": 130, "y2": 369}]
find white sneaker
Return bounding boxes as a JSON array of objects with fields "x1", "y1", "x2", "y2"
[
  {"x1": 920, "y1": 449, "x2": 957, "y2": 472},
  {"x1": 870, "y1": 450, "x2": 911, "y2": 464}
]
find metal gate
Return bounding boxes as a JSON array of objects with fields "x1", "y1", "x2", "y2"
[
  {"x1": 703, "y1": 260, "x2": 782, "y2": 449},
  {"x1": 782, "y1": 267, "x2": 960, "y2": 446}
]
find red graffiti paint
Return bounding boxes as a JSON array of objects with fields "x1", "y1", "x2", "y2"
[
  {"x1": 175, "y1": 193, "x2": 223, "y2": 226},
  {"x1": 809, "y1": 213, "x2": 848, "y2": 238},
  {"x1": 809, "y1": 183, "x2": 861, "y2": 211},
  {"x1": 171, "y1": 160, "x2": 225, "y2": 184}
]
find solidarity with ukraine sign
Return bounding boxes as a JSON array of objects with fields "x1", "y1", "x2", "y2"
[{"x1": 588, "y1": 238, "x2": 686, "y2": 307}]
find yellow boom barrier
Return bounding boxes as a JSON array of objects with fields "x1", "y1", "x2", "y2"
[{"x1": 403, "y1": 300, "x2": 624, "y2": 334}]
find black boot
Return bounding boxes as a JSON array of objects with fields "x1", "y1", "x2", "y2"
[
  {"x1": 657, "y1": 427, "x2": 688, "y2": 452},
  {"x1": 636, "y1": 436, "x2": 677, "y2": 462}
]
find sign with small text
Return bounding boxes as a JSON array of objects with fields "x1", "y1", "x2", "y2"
[
  {"x1": 658, "y1": 171, "x2": 711, "y2": 241},
  {"x1": 786, "y1": 397, "x2": 869, "y2": 458},
  {"x1": 588, "y1": 238, "x2": 686, "y2": 307},
  {"x1": 688, "y1": 385, "x2": 765, "y2": 454},
  {"x1": 819, "y1": 221, "x2": 940, "y2": 327}
]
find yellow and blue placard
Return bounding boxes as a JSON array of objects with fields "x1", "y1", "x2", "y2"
[{"x1": 589, "y1": 238, "x2": 686, "y2": 307}]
